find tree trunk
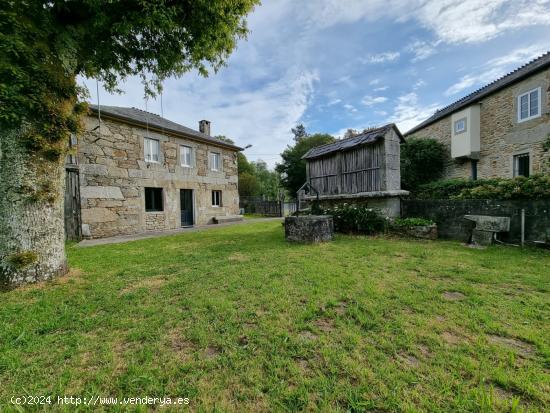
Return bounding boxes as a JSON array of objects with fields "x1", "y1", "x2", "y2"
[{"x1": 0, "y1": 127, "x2": 67, "y2": 289}]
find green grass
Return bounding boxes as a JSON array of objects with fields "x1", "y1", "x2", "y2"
[{"x1": 1, "y1": 221, "x2": 549, "y2": 412}]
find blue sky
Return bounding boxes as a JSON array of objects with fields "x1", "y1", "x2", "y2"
[{"x1": 80, "y1": 0, "x2": 550, "y2": 167}]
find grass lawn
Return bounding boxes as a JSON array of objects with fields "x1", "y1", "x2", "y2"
[{"x1": 1, "y1": 221, "x2": 549, "y2": 412}]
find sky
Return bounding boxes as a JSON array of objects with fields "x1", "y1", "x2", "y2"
[{"x1": 80, "y1": 0, "x2": 550, "y2": 167}]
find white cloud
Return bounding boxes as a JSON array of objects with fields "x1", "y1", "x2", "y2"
[
  {"x1": 375, "y1": 110, "x2": 388, "y2": 116},
  {"x1": 299, "y1": 0, "x2": 550, "y2": 44},
  {"x1": 362, "y1": 51, "x2": 400, "y2": 64},
  {"x1": 361, "y1": 95, "x2": 388, "y2": 106},
  {"x1": 445, "y1": 44, "x2": 549, "y2": 95},
  {"x1": 387, "y1": 92, "x2": 440, "y2": 132},
  {"x1": 327, "y1": 98, "x2": 342, "y2": 106},
  {"x1": 369, "y1": 78, "x2": 381, "y2": 85},
  {"x1": 406, "y1": 40, "x2": 440, "y2": 62},
  {"x1": 343, "y1": 103, "x2": 358, "y2": 113},
  {"x1": 373, "y1": 86, "x2": 389, "y2": 92}
]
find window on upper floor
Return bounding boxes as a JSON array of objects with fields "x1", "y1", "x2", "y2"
[
  {"x1": 210, "y1": 152, "x2": 221, "y2": 171},
  {"x1": 513, "y1": 153, "x2": 530, "y2": 177},
  {"x1": 144, "y1": 137, "x2": 160, "y2": 163},
  {"x1": 517, "y1": 88, "x2": 541, "y2": 122},
  {"x1": 181, "y1": 145, "x2": 193, "y2": 167},
  {"x1": 454, "y1": 118, "x2": 466, "y2": 134}
]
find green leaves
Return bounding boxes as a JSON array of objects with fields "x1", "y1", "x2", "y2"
[{"x1": 400, "y1": 138, "x2": 447, "y2": 190}]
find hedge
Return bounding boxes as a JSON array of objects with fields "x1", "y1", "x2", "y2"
[{"x1": 414, "y1": 174, "x2": 550, "y2": 200}]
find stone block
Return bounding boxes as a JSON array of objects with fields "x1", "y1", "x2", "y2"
[
  {"x1": 471, "y1": 229, "x2": 495, "y2": 246},
  {"x1": 81, "y1": 207, "x2": 118, "y2": 223},
  {"x1": 464, "y1": 215, "x2": 510, "y2": 232},
  {"x1": 80, "y1": 185, "x2": 124, "y2": 200},
  {"x1": 285, "y1": 215, "x2": 333, "y2": 243}
]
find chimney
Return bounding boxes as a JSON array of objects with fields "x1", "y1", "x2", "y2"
[{"x1": 199, "y1": 120, "x2": 211, "y2": 136}]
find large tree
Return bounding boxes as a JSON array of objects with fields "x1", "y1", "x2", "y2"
[
  {"x1": 0, "y1": 0, "x2": 259, "y2": 288},
  {"x1": 276, "y1": 132, "x2": 335, "y2": 198}
]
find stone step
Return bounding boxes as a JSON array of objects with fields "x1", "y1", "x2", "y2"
[{"x1": 214, "y1": 215, "x2": 244, "y2": 224}]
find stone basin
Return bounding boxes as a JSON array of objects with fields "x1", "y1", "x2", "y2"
[{"x1": 285, "y1": 215, "x2": 333, "y2": 243}]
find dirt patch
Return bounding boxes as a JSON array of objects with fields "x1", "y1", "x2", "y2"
[
  {"x1": 228, "y1": 252, "x2": 249, "y2": 262},
  {"x1": 441, "y1": 331, "x2": 461, "y2": 345},
  {"x1": 168, "y1": 330, "x2": 195, "y2": 362},
  {"x1": 488, "y1": 335, "x2": 535, "y2": 358},
  {"x1": 434, "y1": 315, "x2": 446, "y2": 323},
  {"x1": 398, "y1": 352, "x2": 420, "y2": 367},
  {"x1": 442, "y1": 291, "x2": 466, "y2": 301},
  {"x1": 120, "y1": 276, "x2": 167, "y2": 294},
  {"x1": 204, "y1": 346, "x2": 221, "y2": 359},
  {"x1": 334, "y1": 301, "x2": 348, "y2": 316},
  {"x1": 299, "y1": 330, "x2": 318, "y2": 341},
  {"x1": 314, "y1": 318, "x2": 335, "y2": 332},
  {"x1": 417, "y1": 344, "x2": 432, "y2": 358}
]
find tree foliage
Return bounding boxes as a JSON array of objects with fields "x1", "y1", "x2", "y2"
[
  {"x1": 276, "y1": 130, "x2": 335, "y2": 198},
  {"x1": 1, "y1": 0, "x2": 259, "y2": 179},
  {"x1": 291, "y1": 124, "x2": 308, "y2": 142},
  {"x1": 400, "y1": 138, "x2": 447, "y2": 190}
]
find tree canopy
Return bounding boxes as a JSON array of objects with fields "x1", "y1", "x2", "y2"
[
  {"x1": 276, "y1": 129, "x2": 335, "y2": 197},
  {"x1": 1, "y1": 0, "x2": 259, "y2": 161},
  {"x1": 400, "y1": 138, "x2": 447, "y2": 190}
]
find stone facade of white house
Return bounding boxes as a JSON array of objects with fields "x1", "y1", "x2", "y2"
[
  {"x1": 405, "y1": 57, "x2": 550, "y2": 180},
  {"x1": 74, "y1": 108, "x2": 240, "y2": 239}
]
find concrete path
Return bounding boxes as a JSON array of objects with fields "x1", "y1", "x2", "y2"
[{"x1": 78, "y1": 217, "x2": 283, "y2": 247}]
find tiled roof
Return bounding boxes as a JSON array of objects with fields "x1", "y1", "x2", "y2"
[
  {"x1": 302, "y1": 123, "x2": 403, "y2": 159},
  {"x1": 405, "y1": 51, "x2": 550, "y2": 136},
  {"x1": 88, "y1": 105, "x2": 242, "y2": 151}
]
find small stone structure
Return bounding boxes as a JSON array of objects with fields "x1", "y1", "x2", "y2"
[
  {"x1": 397, "y1": 224, "x2": 438, "y2": 240},
  {"x1": 464, "y1": 214, "x2": 511, "y2": 246},
  {"x1": 285, "y1": 215, "x2": 333, "y2": 243}
]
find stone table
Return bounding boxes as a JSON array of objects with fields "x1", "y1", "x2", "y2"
[{"x1": 285, "y1": 215, "x2": 334, "y2": 243}]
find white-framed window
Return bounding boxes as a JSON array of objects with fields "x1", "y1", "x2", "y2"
[
  {"x1": 212, "y1": 190, "x2": 222, "y2": 207},
  {"x1": 454, "y1": 118, "x2": 466, "y2": 134},
  {"x1": 180, "y1": 145, "x2": 193, "y2": 167},
  {"x1": 210, "y1": 152, "x2": 221, "y2": 171},
  {"x1": 144, "y1": 137, "x2": 160, "y2": 163},
  {"x1": 513, "y1": 153, "x2": 530, "y2": 177},
  {"x1": 517, "y1": 87, "x2": 541, "y2": 122}
]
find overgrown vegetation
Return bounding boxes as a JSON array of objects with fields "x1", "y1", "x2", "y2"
[
  {"x1": 400, "y1": 138, "x2": 447, "y2": 190},
  {"x1": 415, "y1": 175, "x2": 550, "y2": 199},
  {"x1": 1, "y1": 221, "x2": 548, "y2": 411},
  {"x1": 320, "y1": 204, "x2": 387, "y2": 234}
]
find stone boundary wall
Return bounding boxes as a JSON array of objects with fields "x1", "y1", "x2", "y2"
[{"x1": 401, "y1": 198, "x2": 550, "y2": 243}]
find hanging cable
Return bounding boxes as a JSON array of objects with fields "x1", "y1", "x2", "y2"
[{"x1": 96, "y1": 79, "x2": 102, "y2": 137}]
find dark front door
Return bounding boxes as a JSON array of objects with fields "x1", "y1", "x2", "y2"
[{"x1": 180, "y1": 189, "x2": 194, "y2": 227}]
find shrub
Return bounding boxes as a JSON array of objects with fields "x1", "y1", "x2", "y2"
[
  {"x1": 322, "y1": 204, "x2": 387, "y2": 234},
  {"x1": 401, "y1": 138, "x2": 447, "y2": 190},
  {"x1": 392, "y1": 217, "x2": 434, "y2": 228},
  {"x1": 415, "y1": 174, "x2": 550, "y2": 199}
]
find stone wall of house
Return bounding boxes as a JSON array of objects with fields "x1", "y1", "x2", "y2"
[
  {"x1": 78, "y1": 116, "x2": 239, "y2": 239},
  {"x1": 407, "y1": 68, "x2": 550, "y2": 180}
]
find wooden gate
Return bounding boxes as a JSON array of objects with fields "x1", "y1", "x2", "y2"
[{"x1": 64, "y1": 165, "x2": 81, "y2": 240}]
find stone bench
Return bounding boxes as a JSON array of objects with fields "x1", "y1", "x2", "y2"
[
  {"x1": 214, "y1": 215, "x2": 244, "y2": 224},
  {"x1": 464, "y1": 215, "x2": 510, "y2": 246},
  {"x1": 285, "y1": 215, "x2": 333, "y2": 243}
]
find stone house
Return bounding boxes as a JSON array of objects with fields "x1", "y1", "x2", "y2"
[
  {"x1": 65, "y1": 105, "x2": 242, "y2": 239},
  {"x1": 300, "y1": 123, "x2": 408, "y2": 217},
  {"x1": 405, "y1": 52, "x2": 550, "y2": 180}
]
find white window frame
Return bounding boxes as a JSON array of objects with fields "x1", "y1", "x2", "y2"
[
  {"x1": 517, "y1": 87, "x2": 541, "y2": 123},
  {"x1": 144, "y1": 137, "x2": 160, "y2": 163},
  {"x1": 180, "y1": 145, "x2": 193, "y2": 168},
  {"x1": 212, "y1": 190, "x2": 222, "y2": 207},
  {"x1": 454, "y1": 118, "x2": 466, "y2": 134},
  {"x1": 210, "y1": 152, "x2": 221, "y2": 172}
]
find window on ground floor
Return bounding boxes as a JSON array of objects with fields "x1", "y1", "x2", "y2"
[
  {"x1": 212, "y1": 190, "x2": 222, "y2": 207},
  {"x1": 513, "y1": 153, "x2": 530, "y2": 177},
  {"x1": 145, "y1": 187, "x2": 164, "y2": 211}
]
